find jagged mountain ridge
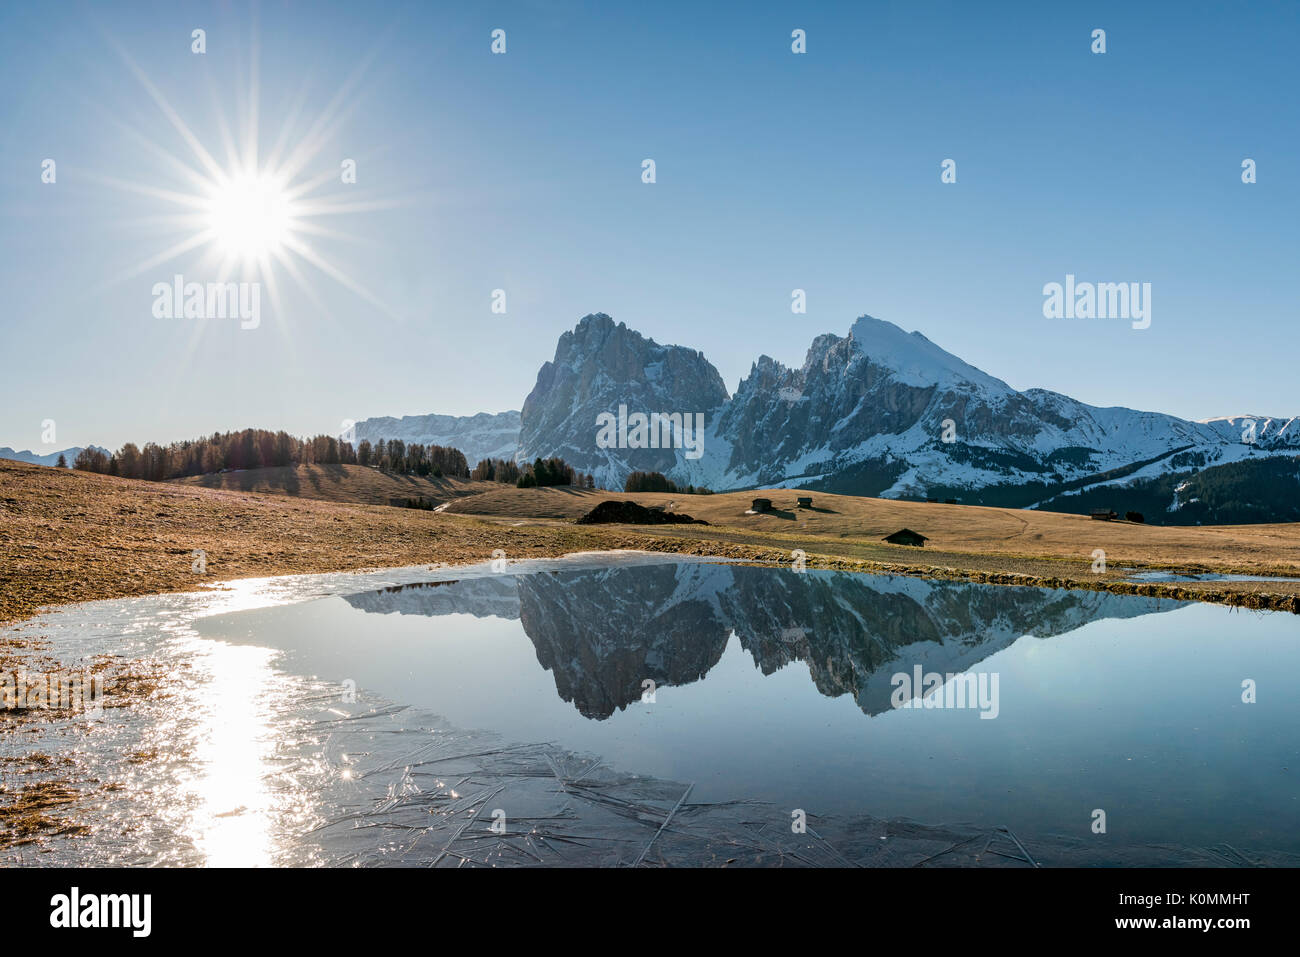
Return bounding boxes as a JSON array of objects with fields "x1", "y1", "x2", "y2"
[
  {"x1": 349, "y1": 312, "x2": 1297, "y2": 511},
  {"x1": 519, "y1": 314, "x2": 1299, "y2": 503},
  {"x1": 518, "y1": 313, "x2": 728, "y2": 480}
]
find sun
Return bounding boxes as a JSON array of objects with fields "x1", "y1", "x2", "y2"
[
  {"x1": 98, "y1": 34, "x2": 403, "y2": 316},
  {"x1": 206, "y1": 170, "x2": 294, "y2": 261}
]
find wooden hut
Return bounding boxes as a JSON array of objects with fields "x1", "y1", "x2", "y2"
[
  {"x1": 750, "y1": 497, "x2": 773, "y2": 513},
  {"x1": 796, "y1": 496, "x2": 813, "y2": 509},
  {"x1": 882, "y1": 528, "x2": 928, "y2": 547}
]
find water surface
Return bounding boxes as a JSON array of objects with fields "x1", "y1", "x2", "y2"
[
  {"x1": 197, "y1": 559, "x2": 1299, "y2": 859},
  {"x1": 4, "y1": 554, "x2": 1297, "y2": 867}
]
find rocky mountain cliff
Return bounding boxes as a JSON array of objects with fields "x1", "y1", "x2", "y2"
[
  {"x1": 517, "y1": 314, "x2": 729, "y2": 486},
  {"x1": 517, "y1": 313, "x2": 1299, "y2": 513},
  {"x1": 354, "y1": 311, "x2": 1298, "y2": 519}
]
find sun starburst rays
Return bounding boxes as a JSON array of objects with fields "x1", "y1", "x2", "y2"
[{"x1": 96, "y1": 31, "x2": 402, "y2": 321}]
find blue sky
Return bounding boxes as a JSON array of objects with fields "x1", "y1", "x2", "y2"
[{"x1": 2, "y1": 0, "x2": 1297, "y2": 451}]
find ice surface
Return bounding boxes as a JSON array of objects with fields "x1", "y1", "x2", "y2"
[{"x1": 2, "y1": 555, "x2": 1296, "y2": 867}]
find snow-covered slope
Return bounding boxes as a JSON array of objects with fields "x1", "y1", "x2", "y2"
[
  {"x1": 1196, "y1": 415, "x2": 1300, "y2": 448},
  {"x1": 353, "y1": 411, "x2": 520, "y2": 466},
  {"x1": 681, "y1": 315, "x2": 1236, "y2": 495}
]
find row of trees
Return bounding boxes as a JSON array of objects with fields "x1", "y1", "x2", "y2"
[
  {"x1": 72, "y1": 429, "x2": 358, "y2": 480},
  {"x1": 70, "y1": 430, "x2": 686, "y2": 495},
  {"x1": 1039, "y1": 456, "x2": 1300, "y2": 526},
  {"x1": 517, "y1": 457, "x2": 585, "y2": 488},
  {"x1": 471, "y1": 457, "x2": 524, "y2": 484},
  {"x1": 71, "y1": 429, "x2": 471, "y2": 482},
  {"x1": 624, "y1": 470, "x2": 712, "y2": 494},
  {"x1": 473, "y1": 456, "x2": 596, "y2": 489},
  {"x1": 357, "y1": 439, "x2": 468, "y2": 478}
]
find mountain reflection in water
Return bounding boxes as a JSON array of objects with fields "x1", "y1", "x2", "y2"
[
  {"x1": 340, "y1": 563, "x2": 1185, "y2": 719},
  {"x1": 11, "y1": 557, "x2": 1299, "y2": 867}
]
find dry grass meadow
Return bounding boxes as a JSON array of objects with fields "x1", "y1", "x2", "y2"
[{"x1": 4, "y1": 459, "x2": 1300, "y2": 637}]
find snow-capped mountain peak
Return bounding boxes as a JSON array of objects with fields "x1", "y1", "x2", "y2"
[{"x1": 847, "y1": 314, "x2": 1010, "y2": 393}]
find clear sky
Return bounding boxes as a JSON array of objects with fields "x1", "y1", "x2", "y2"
[{"x1": 2, "y1": 0, "x2": 1297, "y2": 451}]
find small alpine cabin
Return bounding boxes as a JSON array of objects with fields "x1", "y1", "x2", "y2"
[{"x1": 883, "y1": 528, "x2": 928, "y2": 547}]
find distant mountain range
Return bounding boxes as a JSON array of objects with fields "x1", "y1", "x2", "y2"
[
  {"x1": 0, "y1": 445, "x2": 108, "y2": 468},
  {"x1": 353, "y1": 312, "x2": 1300, "y2": 524},
  {"x1": 352, "y1": 411, "x2": 519, "y2": 466},
  {"x1": 16, "y1": 315, "x2": 1288, "y2": 524}
]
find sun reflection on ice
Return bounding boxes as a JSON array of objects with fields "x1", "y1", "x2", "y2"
[{"x1": 174, "y1": 640, "x2": 281, "y2": 867}]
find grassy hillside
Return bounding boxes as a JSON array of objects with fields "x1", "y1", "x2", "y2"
[
  {"x1": 442, "y1": 484, "x2": 1300, "y2": 574},
  {"x1": 5, "y1": 460, "x2": 1300, "y2": 637},
  {"x1": 170, "y1": 463, "x2": 499, "y2": 506},
  {"x1": 0, "y1": 460, "x2": 666, "y2": 629}
]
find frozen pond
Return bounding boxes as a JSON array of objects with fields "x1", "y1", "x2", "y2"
[
  {"x1": 3, "y1": 553, "x2": 1297, "y2": 867},
  {"x1": 1121, "y1": 569, "x2": 1300, "y2": 584}
]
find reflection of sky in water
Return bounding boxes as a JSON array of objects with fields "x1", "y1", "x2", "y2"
[
  {"x1": 191, "y1": 565, "x2": 1300, "y2": 854},
  {"x1": 4, "y1": 556, "x2": 1297, "y2": 864}
]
